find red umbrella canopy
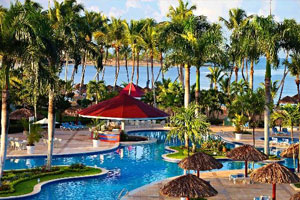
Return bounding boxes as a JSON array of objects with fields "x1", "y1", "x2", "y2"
[
  {"x1": 78, "y1": 93, "x2": 169, "y2": 120},
  {"x1": 120, "y1": 83, "x2": 144, "y2": 98}
]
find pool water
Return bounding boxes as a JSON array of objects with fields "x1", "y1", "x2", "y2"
[{"x1": 5, "y1": 131, "x2": 268, "y2": 200}]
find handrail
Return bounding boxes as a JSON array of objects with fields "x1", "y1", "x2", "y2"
[{"x1": 117, "y1": 188, "x2": 128, "y2": 200}]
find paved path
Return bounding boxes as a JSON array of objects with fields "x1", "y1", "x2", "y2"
[{"x1": 123, "y1": 170, "x2": 297, "y2": 200}]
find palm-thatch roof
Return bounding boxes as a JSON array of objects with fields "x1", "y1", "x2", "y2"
[
  {"x1": 250, "y1": 162, "x2": 300, "y2": 184},
  {"x1": 160, "y1": 174, "x2": 217, "y2": 198},
  {"x1": 279, "y1": 96, "x2": 298, "y2": 104},
  {"x1": 63, "y1": 106, "x2": 83, "y2": 117},
  {"x1": 290, "y1": 192, "x2": 300, "y2": 200},
  {"x1": 280, "y1": 144, "x2": 299, "y2": 158},
  {"x1": 9, "y1": 108, "x2": 42, "y2": 120},
  {"x1": 178, "y1": 152, "x2": 223, "y2": 171},
  {"x1": 226, "y1": 144, "x2": 268, "y2": 161}
]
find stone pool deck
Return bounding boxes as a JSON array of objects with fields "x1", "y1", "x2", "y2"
[
  {"x1": 123, "y1": 169, "x2": 297, "y2": 200},
  {"x1": 6, "y1": 125, "x2": 169, "y2": 157}
]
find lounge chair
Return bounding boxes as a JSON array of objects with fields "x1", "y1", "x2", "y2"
[
  {"x1": 229, "y1": 173, "x2": 245, "y2": 184},
  {"x1": 272, "y1": 127, "x2": 281, "y2": 135},
  {"x1": 282, "y1": 128, "x2": 290, "y2": 135},
  {"x1": 77, "y1": 121, "x2": 86, "y2": 129}
]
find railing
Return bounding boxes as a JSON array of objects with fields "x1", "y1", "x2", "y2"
[{"x1": 117, "y1": 188, "x2": 129, "y2": 200}]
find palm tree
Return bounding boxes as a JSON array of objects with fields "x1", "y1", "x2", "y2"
[
  {"x1": 167, "y1": 0, "x2": 196, "y2": 108},
  {"x1": 220, "y1": 8, "x2": 248, "y2": 83},
  {"x1": 107, "y1": 17, "x2": 126, "y2": 89},
  {"x1": 206, "y1": 67, "x2": 225, "y2": 90},
  {"x1": 86, "y1": 80, "x2": 107, "y2": 103},
  {"x1": 167, "y1": 104, "x2": 211, "y2": 152},
  {"x1": 287, "y1": 53, "x2": 300, "y2": 102},
  {"x1": 253, "y1": 15, "x2": 280, "y2": 155},
  {"x1": 0, "y1": 1, "x2": 40, "y2": 182}
]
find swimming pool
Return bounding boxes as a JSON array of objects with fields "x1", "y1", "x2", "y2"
[{"x1": 4, "y1": 131, "x2": 269, "y2": 200}]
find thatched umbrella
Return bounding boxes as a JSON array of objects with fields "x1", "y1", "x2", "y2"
[
  {"x1": 178, "y1": 152, "x2": 223, "y2": 177},
  {"x1": 279, "y1": 96, "x2": 297, "y2": 104},
  {"x1": 63, "y1": 106, "x2": 83, "y2": 117},
  {"x1": 251, "y1": 162, "x2": 300, "y2": 200},
  {"x1": 226, "y1": 144, "x2": 268, "y2": 177},
  {"x1": 280, "y1": 144, "x2": 300, "y2": 172},
  {"x1": 290, "y1": 192, "x2": 300, "y2": 200},
  {"x1": 160, "y1": 174, "x2": 217, "y2": 200},
  {"x1": 9, "y1": 108, "x2": 35, "y2": 120}
]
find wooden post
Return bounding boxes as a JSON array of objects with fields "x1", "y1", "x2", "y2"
[
  {"x1": 197, "y1": 170, "x2": 199, "y2": 178},
  {"x1": 272, "y1": 183, "x2": 276, "y2": 200}
]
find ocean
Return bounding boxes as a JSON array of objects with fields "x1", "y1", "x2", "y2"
[{"x1": 60, "y1": 58, "x2": 296, "y2": 101}]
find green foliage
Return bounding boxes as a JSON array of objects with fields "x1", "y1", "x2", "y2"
[
  {"x1": 271, "y1": 104, "x2": 300, "y2": 129},
  {"x1": 86, "y1": 80, "x2": 111, "y2": 103},
  {"x1": 156, "y1": 79, "x2": 184, "y2": 108},
  {"x1": 231, "y1": 114, "x2": 247, "y2": 133},
  {"x1": 77, "y1": 99, "x2": 92, "y2": 108},
  {"x1": 20, "y1": 118, "x2": 29, "y2": 131},
  {"x1": 167, "y1": 104, "x2": 211, "y2": 147},
  {"x1": 26, "y1": 124, "x2": 43, "y2": 146}
]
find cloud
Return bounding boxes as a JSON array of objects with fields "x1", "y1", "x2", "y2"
[
  {"x1": 126, "y1": 0, "x2": 141, "y2": 9},
  {"x1": 108, "y1": 7, "x2": 126, "y2": 18},
  {"x1": 191, "y1": 0, "x2": 243, "y2": 22}
]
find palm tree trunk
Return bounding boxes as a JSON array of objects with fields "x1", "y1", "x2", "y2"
[
  {"x1": 184, "y1": 64, "x2": 190, "y2": 108},
  {"x1": 113, "y1": 48, "x2": 120, "y2": 89},
  {"x1": 250, "y1": 60, "x2": 254, "y2": 90},
  {"x1": 146, "y1": 53, "x2": 150, "y2": 88},
  {"x1": 80, "y1": 53, "x2": 87, "y2": 94},
  {"x1": 65, "y1": 53, "x2": 69, "y2": 83},
  {"x1": 136, "y1": 50, "x2": 140, "y2": 85},
  {"x1": 179, "y1": 64, "x2": 184, "y2": 88},
  {"x1": 264, "y1": 60, "x2": 271, "y2": 155},
  {"x1": 151, "y1": 51, "x2": 156, "y2": 107},
  {"x1": 0, "y1": 57, "x2": 11, "y2": 184},
  {"x1": 195, "y1": 66, "x2": 200, "y2": 104},
  {"x1": 129, "y1": 49, "x2": 135, "y2": 95},
  {"x1": 125, "y1": 54, "x2": 129, "y2": 83},
  {"x1": 70, "y1": 66, "x2": 76, "y2": 84},
  {"x1": 160, "y1": 51, "x2": 164, "y2": 80},
  {"x1": 235, "y1": 66, "x2": 239, "y2": 82},
  {"x1": 46, "y1": 88, "x2": 55, "y2": 170},
  {"x1": 277, "y1": 65, "x2": 288, "y2": 107},
  {"x1": 241, "y1": 59, "x2": 246, "y2": 81},
  {"x1": 252, "y1": 126, "x2": 255, "y2": 147},
  {"x1": 184, "y1": 64, "x2": 190, "y2": 148}
]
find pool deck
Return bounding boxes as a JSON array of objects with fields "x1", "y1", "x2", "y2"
[
  {"x1": 6, "y1": 126, "x2": 169, "y2": 157},
  {"x1": 123, "y1": 169, "x2": 297, "y2": 200}
]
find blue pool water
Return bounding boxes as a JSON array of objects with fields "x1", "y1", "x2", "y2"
[{"x1": 4, "y1": 131, "x2": 269, "y2": 200}]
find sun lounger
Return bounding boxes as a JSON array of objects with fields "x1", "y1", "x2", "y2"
[
  {"x1": 254, "y1": 196, "x2": 270, "y2": 200},
  {"x1": 282, "y1": 128, "x2": 290, "y2": 135},
  {"x1": 229, "y1": 173, "x2": 245, "y2": 184},
  {"x1": 272, "y1": 127, "x2": 282, "y2": 135},
  {"x1": 77, "y1": 121, "x2": 86, "y2": 129}
]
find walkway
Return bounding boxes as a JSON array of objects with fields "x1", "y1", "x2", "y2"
[
  {"x1": 7, "y1": 129, "x2": 118, "y2": 157},
  {"x1": 123, "y1": 170, "x2": 296, "y2": 200}
]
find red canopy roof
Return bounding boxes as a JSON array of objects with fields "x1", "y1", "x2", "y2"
[
  {"x1": 120, "y1": 83, "x2": 144, "y2": 98},
  {"x1": 78, "y1": 93, "x2": 169, "y2": 120}
]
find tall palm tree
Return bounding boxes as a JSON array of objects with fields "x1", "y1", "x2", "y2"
[
  {"x1": 277, "y1": 19, "x2": 300, "y2": 105},
  {"x1": 107, "y1": 17, "x2": 125, "y2": 89},
  {"x1": 253, "y1": 15, "x2": 280, "y2": 154},
  {"x1": 220, "y1": 8, "x2": 248, "y2": 82},
  {"x1": 167, "y1": 0, "x2": 196, "y2": 108},
  {"x1": 287, "y1": 53, "x2": 300, "y2": 102},
  {"x1": 0, "y1": 1, "x2": 42, "y2": 182}
]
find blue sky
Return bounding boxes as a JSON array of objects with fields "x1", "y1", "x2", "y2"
[{"x1": 1, "y1": 0, "x2": 300, "y2": 23}]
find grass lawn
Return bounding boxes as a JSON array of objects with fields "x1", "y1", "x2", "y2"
[
  {"x1": 166, "y1": 146, "x2": 227, "y2": 160},
  {"x1": 0, "y1": 166, "x2": 101, "y2": 197}
]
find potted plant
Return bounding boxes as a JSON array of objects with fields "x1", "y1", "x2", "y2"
[
  {"x1": 21, "y1": 118, "x2": 29, "y2": 136},
  {"x1": 26, "y1": 124, "x2": 43, "y2": 154},
  {"x1": 92, "y1": 131, "x2": 100, "y2": 148},
  {"x1": 232, "y1": 114, "x2": 247, "y2": 140}
]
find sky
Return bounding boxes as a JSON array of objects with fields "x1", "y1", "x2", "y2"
[{"x1": 1, "y1": 0, "x2": 300, "y2": 23}]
